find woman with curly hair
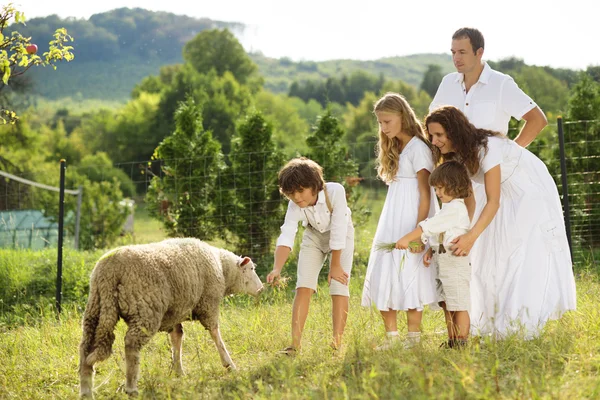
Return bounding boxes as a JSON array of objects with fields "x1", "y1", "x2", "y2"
[{"x1": 425, "y1": 106, "x2": 576, "y2": 339}]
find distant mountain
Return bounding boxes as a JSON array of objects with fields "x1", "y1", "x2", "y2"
[
  {"x1": 251, "y1": 53, "x2": 455, "y2": 93},
  {"x1": 2, "y1": 9, "x2": 469, "y2": 101}
]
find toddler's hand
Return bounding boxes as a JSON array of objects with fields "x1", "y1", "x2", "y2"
[
  {"x1": 408, "y1": 240, "x2": 425, "y2": 254},
  {"x1": 395, "y1": 238, "x2": 409, "y2": 250},
  {"x1": 423, "y1": 248, "x2": 433, "y2": 266}
]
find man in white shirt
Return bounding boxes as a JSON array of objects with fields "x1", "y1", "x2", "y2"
[{"x1": 429, "y1": 27, "x2": 547, "y2": 147}]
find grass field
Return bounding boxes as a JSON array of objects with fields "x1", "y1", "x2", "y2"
[
  {"x1": 0, "y1": 271, "x2": 598, "y2": 399},
  {"x1": 1, "y1": 197, "x2": 599, "y2": 399}
]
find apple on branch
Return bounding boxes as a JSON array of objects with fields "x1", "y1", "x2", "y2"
[{"x1": 25, "y1": 44, "x2": 37, "y2": 54}]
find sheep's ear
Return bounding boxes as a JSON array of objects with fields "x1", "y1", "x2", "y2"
[{"x1": 238, "y1": 256, "x2": 251, "y2": 267}]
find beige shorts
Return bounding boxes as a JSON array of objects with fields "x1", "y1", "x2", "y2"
[
  {"x1": 434, "y1": 251, "x2": 471, "y2": 312},
  {"x1": 296, "y1": 224, "x2": 354, "y2": 297}
]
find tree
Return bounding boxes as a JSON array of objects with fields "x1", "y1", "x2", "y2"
[
  {"x1": 0, "y1": 4, "x2": 73, "y2": 123},
  {"x1": 420, "y1": 64, "x2": 443, "y2": 98},
  {"x1": 145, "y1": 96, "x2": 226, "y2": 239},
  {"x1": 226, "y1": 111, "x2": 285, "y2": 257},
  {"x1": 153, "y1": 65, "x2": 254, "y2": 154},
  {"x1": 183, "y1": 28, "x2": 259, "y2": 86},
  {"x1": 547, "y1": 73, "x2": 600, "y2": 249},
  {"x1": 254, "y1": 90, "x2": 309, "y2": 155},
  {"x1": 306, "y1": 109, "x2": 370, "y2": 227},
  {"x1": 306, "y1": 109, "x2": 359, "y2": 183}
]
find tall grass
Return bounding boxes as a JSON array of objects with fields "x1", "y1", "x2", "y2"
[
  {"x1": 1, "y1": 192, "x2": 598, "y2": 398},
  {"x1": 0, "y1": 266, "x2": 598, "y2": 398}
]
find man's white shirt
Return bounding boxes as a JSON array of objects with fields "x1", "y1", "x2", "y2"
[{"x1": 429, "y1": 62, "x2": 537, "y2": 134}]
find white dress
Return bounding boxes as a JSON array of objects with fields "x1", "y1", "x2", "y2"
[
  {"x1": 362, "y1": 137, "x2": 440, "y2": 311},
  {"x1": 469, "y1": 136, "x2": 577, "y2": 338}
]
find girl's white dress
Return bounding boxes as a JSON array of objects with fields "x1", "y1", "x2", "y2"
[
  {"x1": 362, "y1": 137, "x2": 440, "y2": 311},
  {"x1": 469, "y1": 136, "x2": 577, "y2": 338}
]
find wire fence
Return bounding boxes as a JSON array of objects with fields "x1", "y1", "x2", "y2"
[{"x1": 0, "y1": 118, "x2": 598, "y2": 315}]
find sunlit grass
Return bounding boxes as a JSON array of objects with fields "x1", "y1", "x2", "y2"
[{"x1": 0, "y1": 271, "x2": 598, "y2": 399}]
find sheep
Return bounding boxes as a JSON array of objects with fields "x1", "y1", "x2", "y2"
[{"x1": 78, "y1": 238, "x2": 264, "y2": 398}]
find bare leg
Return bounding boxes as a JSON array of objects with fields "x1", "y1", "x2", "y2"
[
  {"x1": 406, "y1": 309, "x2": 422, "y2": 333},
  {"x1": 453, "y1": 311, "x2": 470, "y2": 340},
  {"x1": 331, "y1": 295, "x2": 349, "y2": 348},
  {"x1": 169, "y1": 324, "x2": 184, "y2": 376},
  {"x1": 380, "y1": 310, "x2": 398, "y2": 332},
  {"x1": 208, "y1": 325, "x2": 236, "y2": 370},
  {"x1": 440, "y1": 302, "x2": 455, "y2": 339},
  {"x1": 291, "y1": 287, "x2": 313, "y2": 349}
]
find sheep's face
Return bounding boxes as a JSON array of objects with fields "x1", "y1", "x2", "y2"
[{"x1": 238, "y1": 257, "x2": 263, "y2": 296}]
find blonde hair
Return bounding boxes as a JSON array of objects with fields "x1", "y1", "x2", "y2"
[{"x1": 374, "y1": 92, "x2": 430, "y2": 183}]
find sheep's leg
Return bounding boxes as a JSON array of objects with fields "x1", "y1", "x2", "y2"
[
  {"x1": 208, "y1": 325, "x2": 236, "y2": 370},
  {"x1": 169, "y1": 324, "x2": 184, "y2": 376},
  {"x1": 79, "y1": 345, "x2": 94, "y2": 398},
  {"x1": 123, "y1": 322, "x2": 156, "y2": 396}
]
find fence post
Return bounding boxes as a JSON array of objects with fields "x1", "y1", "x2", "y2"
[
  {"x1": 56, "y1": 159, "x2": 66, "y2": 315},
  {"x1": 557, "y1": 117, "x2": 573, "y2": 262}
]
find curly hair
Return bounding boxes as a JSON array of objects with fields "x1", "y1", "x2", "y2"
[
  {"x1": 278, "y1": 157, "x2": 325, "y2": 196},
  {"x1": 374, "y1": 92, "x2": 431, "y2": 183},
  {"x1": 429, "y1": 161, "x2": 471, "y2": 199},
  {"x1": 425, "y1": 106, "x2": 501, "y2": 175}
]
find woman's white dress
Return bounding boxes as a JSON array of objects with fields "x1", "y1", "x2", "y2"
[
  {"x1": 362, "y1": 137, "x2": 440, "y2": 311},
  {"x1": 469, "y1": 136, "x2": 577, "y2": 338}
]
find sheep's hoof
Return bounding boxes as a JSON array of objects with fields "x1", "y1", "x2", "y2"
[
  {"x1": 225, "y1": 363, "x2": 237, "y2": 371},
  {"x1": 117, "y1": 384, "x2": 139, "y2": 397},
  {"x1": 79, "y1": 390, "x2": 93, "y2": 399}
]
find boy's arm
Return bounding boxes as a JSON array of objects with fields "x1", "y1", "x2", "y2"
[
  {"x1": 395, "y1": 226, "x2": 424, "y2": 250},
  {"x1": 267, "y1": 246, "x2": 291, "y2": 284}
]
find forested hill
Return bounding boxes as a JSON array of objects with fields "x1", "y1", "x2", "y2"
[
  {"x1": 9, "y1": 8, "x2": 242, "y2": 100},
  {"x1": 10, "y1": 8, "x2": 580, "y2": 103},
  {"x1": 12, "y1": 8, "x2": 454, "y2": 101}
]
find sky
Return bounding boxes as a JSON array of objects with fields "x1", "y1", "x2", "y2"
[{"x1": 17, "y1": 0, "x2": 598, "y2": 70}]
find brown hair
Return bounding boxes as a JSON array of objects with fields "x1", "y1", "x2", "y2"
[
  {"x1": 278, "y1": 157, "x2": 325, "y2": 196},
  {"x1": 425, "y1": 106, "x2": 501, "y2": 175},
  {"x1": 429, "y1": 161, "x2": 471, "y2": 199},
  {"x1": 373, "y1": 92, "x2": 431, "y2": 183},
  {"x1": 452, "y1": 27, "x2": 485, "y2": 54}
]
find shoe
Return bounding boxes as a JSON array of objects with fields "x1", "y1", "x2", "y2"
[
  {"x1": 277, "y1": 346, "x2": 298, "y2": 356},
  {"x1": 439, "y1": 339, "x2": 468, "y2": 349},
  {"x1": 375, "y1": 337, "x2": 401, "y2": 351}
]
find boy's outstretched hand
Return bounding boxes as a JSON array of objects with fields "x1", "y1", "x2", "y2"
[
  {"x1": 328, "y1": 265, "x2": 349, "y2": 286},
  {"x1": 266, "y1": 269, "x2": 281, "y2": 285}
]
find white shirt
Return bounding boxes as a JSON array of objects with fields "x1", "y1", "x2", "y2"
[
  {"x1": 276, "y1": 182, "x2": 352, "y2": 250},
  {"x1": 429, "y1": 62, "x2": 537, "y2": 134},
  {"x1": 419, "y1": 199, "x2": 470, "y2": 248}
]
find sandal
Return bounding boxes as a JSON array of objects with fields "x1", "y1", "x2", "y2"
[{"x1": 277, "y1": 346, "x2": 298, "y2": 356}]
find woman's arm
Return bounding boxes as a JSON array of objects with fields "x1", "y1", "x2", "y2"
[{"x1": 451, "y1": 165, "x2": 501, "y2": 256}]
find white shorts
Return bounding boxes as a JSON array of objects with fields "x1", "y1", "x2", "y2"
[
  {"x1": 434, "y1": 251, "x2": 471, "y2": 312},
  {"x1": 296, "y1": 224, "x2": 354, "y2": 297}
]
